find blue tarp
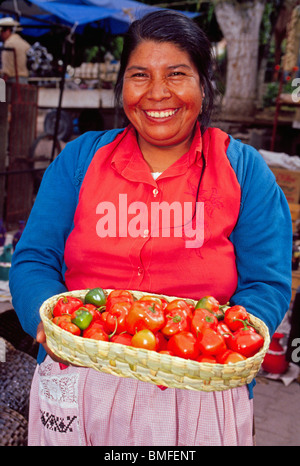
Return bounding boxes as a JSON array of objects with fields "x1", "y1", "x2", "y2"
[{"x1": 17, "y1": 0, "x2": 198, "y2": 36}]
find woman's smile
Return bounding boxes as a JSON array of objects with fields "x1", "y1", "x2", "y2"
[{"x1": 143, "y1": 108, "x2": 179, "y2": 120}]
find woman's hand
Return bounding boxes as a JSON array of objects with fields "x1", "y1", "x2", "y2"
[{"x1": 36, "y1": 321, "x2": 70, "y2": 366}]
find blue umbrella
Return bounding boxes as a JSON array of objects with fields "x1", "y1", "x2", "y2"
[{"x1": 25, "y1": 0, "x2": 197, "y2": 35}]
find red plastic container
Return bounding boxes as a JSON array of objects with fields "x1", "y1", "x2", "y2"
[{"x1": 262, "y1": 332, "x2": 289, "y2": 374}]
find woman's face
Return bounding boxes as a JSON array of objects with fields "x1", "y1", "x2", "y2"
[{"x1": 122, "y1": 40, "x2": 203, "y2": 151}]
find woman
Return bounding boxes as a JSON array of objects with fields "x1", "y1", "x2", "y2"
[{"x1": 9, "y1": 10, "x2": 292, "y2": 446}]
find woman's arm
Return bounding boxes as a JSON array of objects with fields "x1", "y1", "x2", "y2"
[
  {"x1": 228, "y1": 138, "x2": 292, "y2": 336},
  {"x1": 9, "y1": 143, "x2": 79, "y2": 342},
  {"x1": 9, "y1": 130, "x2": 124, "y2": 362}
]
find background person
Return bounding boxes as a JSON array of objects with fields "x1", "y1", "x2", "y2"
[
  {"x1": 0, "y1": 16, "x2": 30, "y2": 83},
  {"x1": 9, "y1": 10, "x2": 292, "y2": 446}
]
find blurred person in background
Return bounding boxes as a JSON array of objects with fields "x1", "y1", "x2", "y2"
[{"x1": 0, "y1": 16, "x2": 30, "y2": 83}]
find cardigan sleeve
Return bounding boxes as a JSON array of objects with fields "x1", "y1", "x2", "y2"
[
  {"x1": 9, "y1": 129, "x2": 124, "y2": 361},
  {"x1": 9, "y1": 142, "x2": 79, "y2": 342},
  {"x1": 9, "y1": 130, "x2": 120, "y2": 342},
  {"x1": 228, "y1": 137, "x2": 293, "y2": 337}
]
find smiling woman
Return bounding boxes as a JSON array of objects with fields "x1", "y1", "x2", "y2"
[
  {"x1": 9, "y1": 9, "x2": 292, "y2": 447},
  {"x1": 114, "y1": 9, "x2": 214, "y2": 131}
]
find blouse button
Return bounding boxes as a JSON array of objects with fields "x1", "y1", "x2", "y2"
[
  {"x1": 153, "y1": 188, "x2": 159, "y2": 197},
  {"x1": 137, "y1": 267, "x2": 143, "y2": 276}
]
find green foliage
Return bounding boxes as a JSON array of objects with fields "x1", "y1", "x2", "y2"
[{"x1": 262, "y1": 77, "x2": 297, "y2": 107}]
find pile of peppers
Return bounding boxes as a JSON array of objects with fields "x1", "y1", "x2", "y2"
[{"x1": 51, "y1": 288, "x2": 264, "y2": 364}]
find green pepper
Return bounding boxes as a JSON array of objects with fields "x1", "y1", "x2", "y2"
[
  {"x1": 85, "y1": 287, "x2": 107, "y2": 308},
  {"x1": 71, "y1": 308, "x2": 93, "y2": 330},
  {"x1": 195, "y1": 295, "x2": 224, "y2": 320}
]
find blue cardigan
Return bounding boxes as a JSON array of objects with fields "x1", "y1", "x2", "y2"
[{"x1": 9, "y1": 128, "x2": 293, "y2": 394}]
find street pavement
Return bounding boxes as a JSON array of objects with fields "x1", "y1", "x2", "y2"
[{"x1": 253, "y1": 375, "x2": 300, "y2": 446}]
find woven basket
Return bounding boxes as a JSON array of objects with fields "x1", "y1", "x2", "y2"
[{"x1": 40, "y1": 289, "x2": 270, "y2": 392}]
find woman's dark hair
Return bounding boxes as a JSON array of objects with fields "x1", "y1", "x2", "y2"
[{"x1": 114, "y1": 9, "x2": 215, "y2": 130}]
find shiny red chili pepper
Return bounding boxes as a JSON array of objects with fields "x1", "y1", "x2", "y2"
[
  {"x1": 110, "y1": 332, "x2": 132, "y2": 346},
  {"x1": 227, "y1": 322, "x2": 264, "y2": 358},
  {"x1": 159, "y1": 350, "x2": 174, "y2": 356},
  {"x1": 52, "y1": 314, "x2": 72, "y2": 327},
  {"x1": 190, "y1": 308, "x2": 218, "y2": 336},
  {"x1": 224, "y1": 305, "x2": 250, "y2": 331},
  {"x1": 125, "y1": 300, "x2": 165, "y2": 335},
  {"x1": 216, "y1": 321, "x2": 233, "y2": 342},
  {"x1": 105, "y1": 301, "x2": 132, "y2": 334},
  {"x1": 52, "y1": 296, "x2": 83, "y2": 317},
  {"x1": 164, "y1": 299, "x2": 193, "y2": 323},
  {"x1": 106, "y1": 290, "x2": 134, "y2": 313},
  {"x1": 161, "y1": 309, "x2": 190, "y2": 337},
  {"x1": 197, "y1": 354, "x2": 217, "y2": 364},
  {"x1": 167, "y1": 331, "x2": 200, "y2": 360},
  {"x1": 197, "y1": 328, "x2": 227, "y2": 356},
  {"x1": 82, "y1": 320, "x2": 109, "y2": 340},
  {"x1": 139, "y1": 295, "x2": 168, "y2": 310},
  {"x1": 59, "y1": 320, "x2": 81, "y2": 336},
  {"x1": 155, "y1": 331, "x2": 168, "y2": 351},
  {"x1": 216, "y1": 350, "x2": 247, "y2": 364}
]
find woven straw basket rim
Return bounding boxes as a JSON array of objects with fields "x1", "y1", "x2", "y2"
[{"x1": 40, "y1": 289, "x2": 270, "y2": 392}]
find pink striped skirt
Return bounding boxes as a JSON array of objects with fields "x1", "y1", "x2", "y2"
[{"x1": 28, "y1": 356, "x2": 254, "y2": 446}]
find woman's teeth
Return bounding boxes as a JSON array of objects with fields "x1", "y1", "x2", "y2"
[{"x1": 145, "y1": 109, "x2": 178, "y2": 118}]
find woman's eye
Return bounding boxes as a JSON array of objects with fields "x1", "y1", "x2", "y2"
[
  {"x1": 131, "y1": 72, "x2": 148, "y2": 78},
  {"x1": 169, "y1": 71, "x2": 186, "y2": 78}
]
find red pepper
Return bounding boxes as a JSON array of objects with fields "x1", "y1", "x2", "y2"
[
  {"x1": 164, "y1": 299, "x2": 193, "y2": 322},
  {"x1": 52, "y1": 296, "x2": 83, "y2": 317},
  {"x1": 59, "y1": 320, "x2": 81, "y2": 336},
  {"x1": 125, "y1": 300, "x2": 165, "y2": 335},
  {"x1": 197, "y1": 354, "x2": 217, "y2": 364},
  {"x1": 106, "y1": 290, "x2": 134, "y2": 313},
  {"x1": 224, "y1": 305, "x2": 250, "y2": 331},
  {"x1": 82, "y1": 320, "x2": 109, "y2": 340},
  {"x1": 155, "y1": 331, "x2": 168, "y2": 351},
  {"x1": 159, "y1": 350, "x2": 174, "y2": 356},
  {"x1": 105, "y1": 301, "x2": 132, "y2": 334},
  {"x1": 190, "y1": 308, "x2": 218, "y2": 336},
  {"x1": 216, "y1": 321, "x2": 233, "y2": 342},
  {"x1": 197, "y1": 328, "x2": 227, "y2": 356},
  {"x1": 80, "y1": 303, "x2": 103, "y2": 322},
  {"x1": 161, "y1": 309, "x2": 190, "y2": 337},
  {"x1": 110, "y1": 332, "x2": 132, "y2": 346},
  {"x1": 52, "y1": 314, "x2": 72, "y2": 327},
  {"x1": 216, "y1": 350, "x2": 247, "y2": 364},
  {"x1": 167, "y1": 331, "x2": 200, "y2": 360},
  {"x1": 139, "y1": 295, "x2": 168, "y2": 311},
  {"x1": 227, "y1": 321, "x2": 264, "y2": 358}
]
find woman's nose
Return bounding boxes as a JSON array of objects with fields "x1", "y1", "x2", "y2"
[{"x1": 147, "y1": 78, "x2": 171, "y2": 100}]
